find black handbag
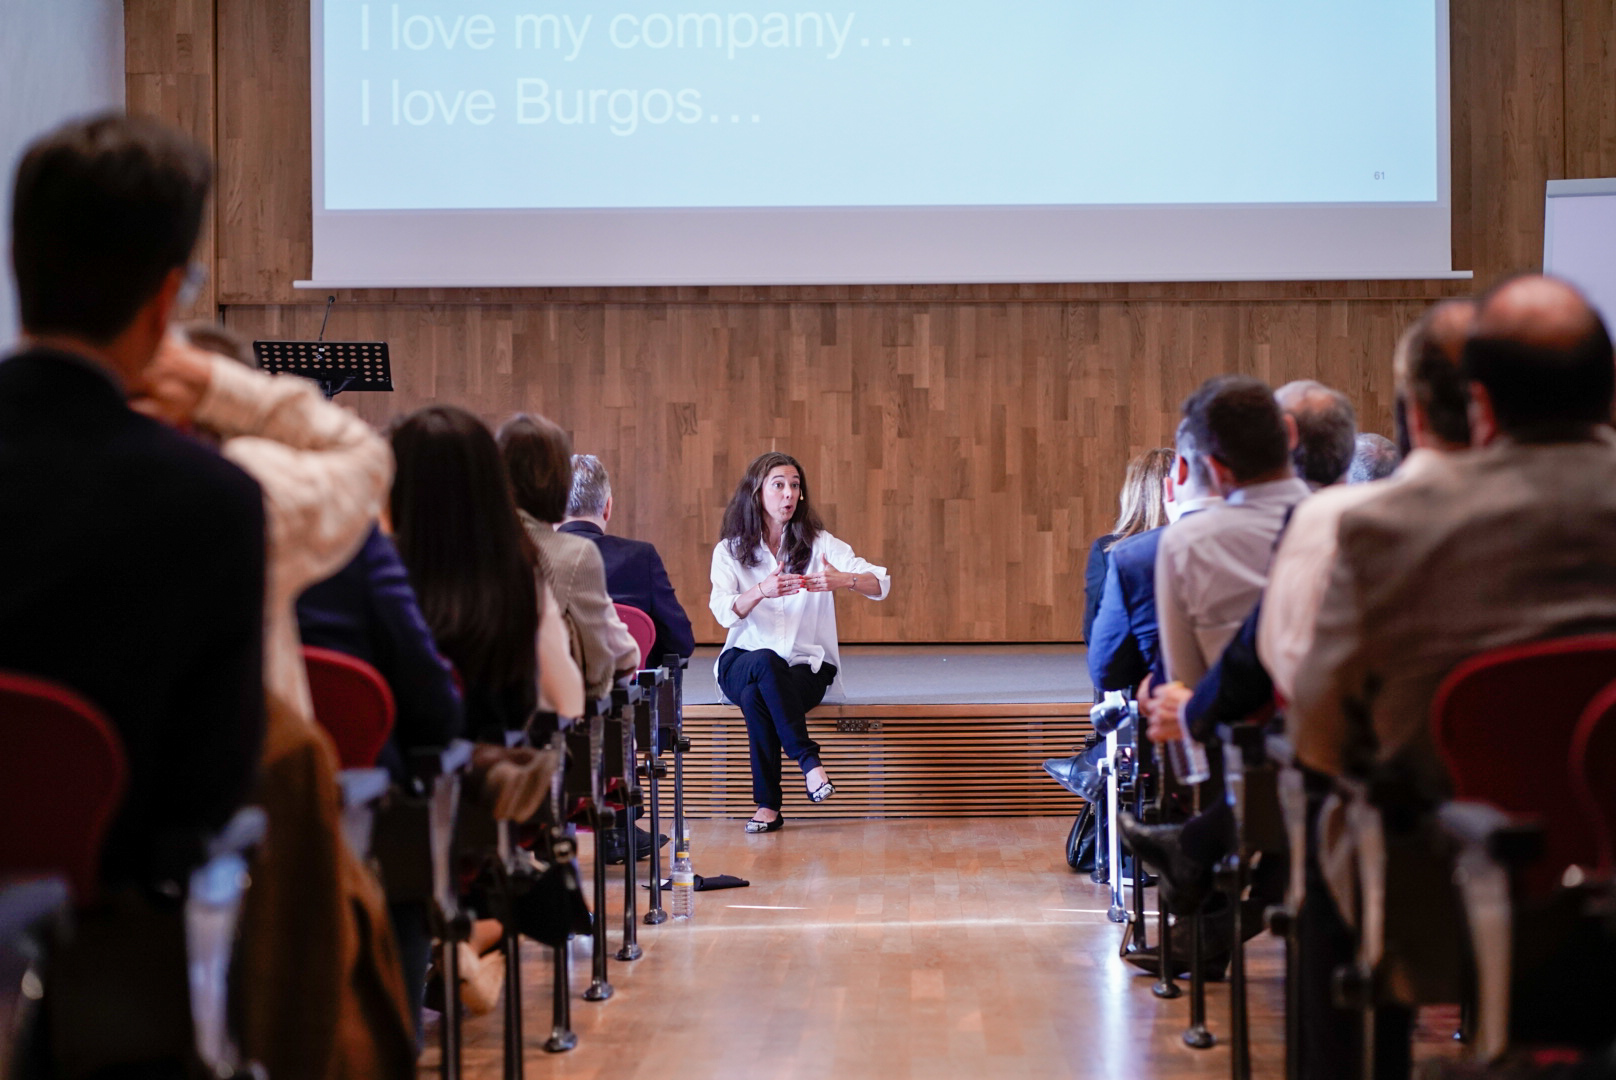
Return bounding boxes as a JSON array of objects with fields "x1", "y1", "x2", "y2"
[
  {"x1": 494, "y1": 832, "x2": 593, "y2": 948},
  {"x1": 1066, "y1": 801, "x2": 1099, "y2": 872}
]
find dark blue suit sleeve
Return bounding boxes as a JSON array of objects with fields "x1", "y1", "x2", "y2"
[
  {"x1": 1082, "y1": 535, "x2": 1112, "y2": 643},
  {"x1": 1184, "y1": 600, "x2": 1273, "y2": 743},
  {"x1": 1089, "y1": 557, "x2": 1147, "y2": 692},
  {"x1": 646, "y1": 546, "x2": 696, "y2": 660},
  {"x1": 364, "y1": 534, "x2": 464, "y2": 753}
]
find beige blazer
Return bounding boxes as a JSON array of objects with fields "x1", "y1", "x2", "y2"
[
  {"x1": 520, "y1": 510, "x2": 641, "y2": 698},
  {"x1": 1291, "y1": 429, "x2": 1616, "y2": 1000},
  {"x1": 1294, "y1": 428, "x2": 1616, "y2": 799}
]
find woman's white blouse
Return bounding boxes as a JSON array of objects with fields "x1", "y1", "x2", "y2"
[{"x1": 708, "y1": 531, "x2": 891, "y2": 694}]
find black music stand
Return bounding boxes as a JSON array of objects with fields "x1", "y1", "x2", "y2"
[{"x1": 252, "y1": 340, "x2": 393, "y2": 400}]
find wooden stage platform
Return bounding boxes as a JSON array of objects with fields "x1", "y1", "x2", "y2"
[{"x1": 680, "y1": 646, "x2": 1093, "y2": 818}]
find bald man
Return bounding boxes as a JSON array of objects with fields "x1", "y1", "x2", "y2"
[
  {"x1": 1294, "y1": 276, "x2": 1616, "y2": 792},
  {"x1": 1285, "y1": 278, "x2": 1616, "y2": 1075}
]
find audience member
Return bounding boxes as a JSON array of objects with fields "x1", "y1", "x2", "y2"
[
  {"x1": 559, "y1": 453, "x2": 697, "y2": 664},
  {"x1": 1088, "y1": 431, "x2": 1219, "y2": 692},
  {"x1": 390, "y1": 405, "x2": 583, "y2": 737},
  {"x1": 1259, "y1": 300, "x2": 1475, "y2": 704},
  {"x1": 136, "y1": 328, "x2": 415, "y2": 1077},
  {"x1": 1155, "y1": 376, "x2": 1311, "y2": 687},
  {"x1": 1294, "y1": 274, "x2": 1616, "y2": 817},
  {"x1": 1275, "y1": 379, "x2": 1358, "y2": 488},
  {"x1": 499, "y1": 415, "x2": 641, "y2": 699},
  {"x1": 1292, "y1": 277, "x2": 1616, "y2": 1078},
  {"x1": 1347, "y1": 432, "x2": 1401, "y2": 483},
  {"x1": 1083, "y1": 447, "x2": 1174, "y2": 643},
  {"x1": 0, "y1": 114, "x2": 266, "y2": 1074}
]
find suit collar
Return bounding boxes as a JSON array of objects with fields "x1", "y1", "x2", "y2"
[
  {"x1": 558, "y1": 520, "x2": 604, "y2": 537},
  {"x1": 0, "y1": 345, "x2": 133, "y2": 419}
]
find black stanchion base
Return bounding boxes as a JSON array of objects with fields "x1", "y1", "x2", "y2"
[
  {"x1": 584, "y1": 982, "x2": 614, "y2": 1002},
  {"x1": 1152, "y1": 981, "x2": 1183, "y2": 1000},
  {"x1": 1183, "y1": 1025, "x2": 1215, "y2": 1050},
  {"x1": 644, "y1": 908, "x2": 668, "y2": 925},
  {"x1": 615, "y1": 944, "x2": 643, "y2": 962},
  {"x1": 544, "y1": 1031, "x2": 578, "y2": 1053}
]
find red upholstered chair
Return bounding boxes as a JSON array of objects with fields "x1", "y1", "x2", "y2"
[
  {"x1": 0, "y1": 671, "x2": 265, "y2": 1076},
  {"x1": 614, "y1": 603, "x2": 656, "y2": 668},
  {"x1": 1427, "y1": 636, "x2": 1616, "y2": 1062},
  {"x1": 303, "y1": 646, "x2": 396, "y2": 769},
  {"x1": 1430, "y1": 634, "x2": 1616, "y2": 898},
  {"x1": 1570, "y1": 680, "x2": 1616, "y2": 877},
  {"x1": 0, "y1": 672, "x2": 127, "y2": 905}
]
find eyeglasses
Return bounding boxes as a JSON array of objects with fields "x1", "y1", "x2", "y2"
[{"x1": 177, "y1": 261, "x2": 209, "y2": 306}]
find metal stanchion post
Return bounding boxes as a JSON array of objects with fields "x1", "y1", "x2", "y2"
[
  {"x1": 584, "y1": 706, "x2": 613, "y2": 1001},
  {"x1": 640, "y1": 670, "x2": 668, "y2": 926},
  {"x1": 1151, "y1": 739, "x2": 1181, "y2": 1001},
  {"x1": 1184, "y1": 910, "x2": 1216, "y2": 1049},
  {"x1": 616, "y1": 689, "x2": 643, "y2": 962},
  {"x1": 496, "y1": 822, "x2": 527, "y2": 1077},
  {"x1": 667, "y1": 654, "x2": 689, "y2": 856},
  {"x1": 1105, "y1": 729, "x2": 1127, "y2": 923}
]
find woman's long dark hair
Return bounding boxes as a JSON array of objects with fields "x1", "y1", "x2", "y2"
[
  {"x1": 720, "y1": 451, "x2": 823, "y2": 574},
  {"x1": 389, "y1": 405, "x2": 538, "y2": 718}
]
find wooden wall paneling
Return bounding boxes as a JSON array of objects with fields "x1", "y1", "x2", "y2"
[
  {"x1": 124, "y1": 0, "x2": 216, "y2": 320},
  {"x1": 225, "y1": 298, "x2": 1417, "y2": 643},
  {"x1": 1563, "y1": 0, "x2": 1616, "y2": 179},
  {"x1": 1451, "y1": 0, "x2": 1566, "y2": 283},
  {"x1": 215, "y1": 0, "x2": 311, "y2": 304}
]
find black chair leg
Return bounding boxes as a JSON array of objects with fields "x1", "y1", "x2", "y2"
[
  {"x1": 1226, "y1": 859, "x2": 1251, "y2": 1080},
  {"x1": 1184, "y1": 910, "x2": 1216, "y2": 1049},
  {"x1": 439, "y1": 935, "x2": 462, "y2": 1080},
  {"x1": 542, "y1": 938, "x2": 576, "y2": 1053},
  {"x1": 503, "y1": 930, "x2": 526, "y2": 1075},
  {"x1": 617, "y1": 709, "x2": 642, "y2": 962}
]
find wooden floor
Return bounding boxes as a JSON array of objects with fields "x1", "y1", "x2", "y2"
[{"x1": 424, "y1": 817, "x2": 1458, "y2": 1080}]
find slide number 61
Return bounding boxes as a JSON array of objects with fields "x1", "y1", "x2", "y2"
[{"x1": 1373, "y1": 171, "x2": 1386, "y2": 180}]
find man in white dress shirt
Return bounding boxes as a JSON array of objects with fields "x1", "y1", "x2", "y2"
[{"x1": 1155, "y1": 376, "x2": 1312, "y2": 689}]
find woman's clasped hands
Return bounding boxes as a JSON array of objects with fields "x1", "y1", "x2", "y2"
[{"x1": 759, "y1": 570, "x2": 805, "y2": 599}]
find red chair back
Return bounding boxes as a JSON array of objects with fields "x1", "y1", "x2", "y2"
[
  {"x1": 0, "y1": 672, "x2": 127, "y2": 905},
  {"x1": 303, "y1": 647, "x2": 396, "y2": 769},
  {"x1": 615, "y1": 603, "x2": 656, "y2": 667},
  {"x1": 1571, "y1": 680, "x2": 1616, "y2": 876},
  {"x1": 1431, "y1": 635, "x2": 1616, "y2": 898}
]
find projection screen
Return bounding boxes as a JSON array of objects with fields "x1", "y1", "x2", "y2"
[{"x1": 304, "y1": 0, "x2": 1458, "y2": 287}]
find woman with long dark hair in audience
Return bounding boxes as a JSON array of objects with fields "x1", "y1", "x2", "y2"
[
  {"x1": 389, "y1": 405, "x2": 583, "y2": 735},
  {"x1": 710, "y1": 451, "x2": 891, "y2": 833},
  {"x1": 387, "y1": 405, "x2": 584, "y2": 1014},
  {"x1": 1082, "y1": 447, "x2": 1174, "y2": 643}
]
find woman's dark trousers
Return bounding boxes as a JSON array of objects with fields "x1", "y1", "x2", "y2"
[{"x1": 717, "y1": 648, "x2": 836, "y2": 810}]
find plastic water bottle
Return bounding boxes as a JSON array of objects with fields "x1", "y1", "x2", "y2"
[
  {"x1": 670, "y1": 832, "x2": 695, "y2": 920},
  {"x1": 1168, "y1": 732, "x2": 1213, "y2": 786}
]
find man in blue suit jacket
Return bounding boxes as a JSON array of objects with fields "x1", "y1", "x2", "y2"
[
  {"x1": 558, "y1": 455, "x2": 696, "y2": 664},
  {"x1": 1088, "y1": 431, "x2": 1222, "y2": 692},
  {"x1": 297, "y1": 524, "x2": 463, "y2": 781}
]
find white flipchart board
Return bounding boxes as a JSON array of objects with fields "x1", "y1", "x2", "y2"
[{"x1": 1544, "y1": 179, "x2": 1616, "y2": 329}]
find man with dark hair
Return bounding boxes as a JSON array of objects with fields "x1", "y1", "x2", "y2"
[
  {"x1": 559, "y1": 454, "x2": 696, "y2": 664},
  {"x1": 1276, "y1": 379, "x2": 1358, "y2": 487},
  {"x1": 1294, "y1": 277, "x2": 1616, "y2": 797},
  {"x1": 1156, "y1": 375, "x2": 1310, "y2": 686},
  {"x1": 1292, "y1": 278, "x2": 1616, "y2": 1077},
  {"x1": 0, "y1": 115, "x2": 266, "y2": 1069},
  {"x1": 1347, "y1": 433, "x2": 1401, "y2": 483}
]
